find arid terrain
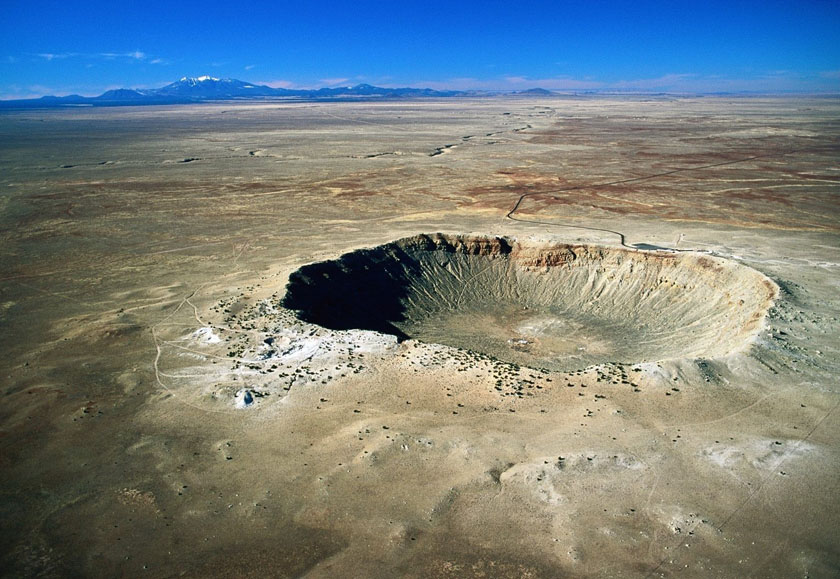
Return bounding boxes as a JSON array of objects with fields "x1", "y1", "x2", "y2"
[{"x1": 1, "y1": 96, "x2": 838, "y2": 578}]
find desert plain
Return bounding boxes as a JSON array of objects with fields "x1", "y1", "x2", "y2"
[{"x1": 0, "y1": 95, "x2": 839, "y2": 577}]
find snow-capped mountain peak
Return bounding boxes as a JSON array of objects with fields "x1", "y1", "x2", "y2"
[{"x1": 178, "y1": 75, "x2": 221, "y2": 85}]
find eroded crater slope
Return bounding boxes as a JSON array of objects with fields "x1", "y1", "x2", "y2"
[{"x1": 282, "y1": 234, "x2": 777, "y2": 370}]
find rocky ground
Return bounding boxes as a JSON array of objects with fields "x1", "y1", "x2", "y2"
[{"x1": 1, "y1": 96, "x2": 838, "y2": 577}]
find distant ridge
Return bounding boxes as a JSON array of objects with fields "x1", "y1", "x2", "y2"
[
  {"x1": 0, "y1": 76, "x2": 467, "y2": 108},
  {"x1": 513, "y1": 87, "x2": 555, "y2": 96}
]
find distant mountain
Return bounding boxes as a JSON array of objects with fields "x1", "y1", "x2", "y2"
[
  {"x1": 37, "y1": 94, "x2": 90, "y2": 104},
  {"x1": 513, "y1": 87, "x2": 555, "y2": 96},
  {"x1": 96, "y1": 88, "x2": 152, "y2": 101},
  {"x1": 0, "y1": 76, "x2": 465, "y2": 108},
  {"x1": 308, "y1": 83, "x2": 462, "y2": 98},
  {"x1": 154, "y1": 76, "x2": 281, "y2": 98}
]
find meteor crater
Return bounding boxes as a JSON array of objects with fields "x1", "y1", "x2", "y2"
[{"x1": 282, "y1": 234, "x2": 777, "y2": 370}]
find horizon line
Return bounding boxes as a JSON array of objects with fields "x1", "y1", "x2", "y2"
[{"x1": 3, "y1": 71, "x2": 840, "y2": 101}]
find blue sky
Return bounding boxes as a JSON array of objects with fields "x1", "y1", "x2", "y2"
[{"x1": 1, "y1": 0, "x2": 839, "y2": 98}]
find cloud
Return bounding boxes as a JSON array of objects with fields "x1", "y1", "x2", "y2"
[
  {"x1": 0, "y1": 83, "x2": 88, "y2": 99},
  {"x1": 37, "y1": 52, "x2": 76, "y2": 61},
  {"x1": 259, "y1": 79, "x2": 297, "y2": 89},
  {"x1": 610, "y1": 73, "x2": 698, "y2": 90},
  {"x1": 244, "y1": 64, "x2": 255, "y2": 71},
  {"x1": 319, "y1": 77, "x2": 350, "y2": 86},
  {"x1": 258, "y1": 77, "x2": 373, "y2": 90},
  {"x1": 415, "y1": 76, "x2": 604, "y2": 91},
  {"x1": 100, "y1": 51, "x2": 147, "y2": 60},
  {"x1": 414, "y1": 77, "x2": 489, "y2": 90},
  {"x1": 34, "y1": 51, "x2": 156, "y2": 63},
  {"x1": 605, "y1": 71, "x2": 840, "y2": 92},
  {"x1": 820, "y1": 70, "x2": 840, "y2": 79},
  {"x1": 0, "y1": 84, "x2": 47, "y2": 100},
  {"x1": 503, "y1": 76, "x2": 604, "y2": 90}
]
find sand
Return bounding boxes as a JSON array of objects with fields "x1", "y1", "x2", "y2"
[{"x1": 0, "y1": 96, "x2": 838, "y2": 577}]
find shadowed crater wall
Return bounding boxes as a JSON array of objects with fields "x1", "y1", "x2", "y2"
[{"x1": 282, "y1": 234, "x2": 777, "y2": 370}]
